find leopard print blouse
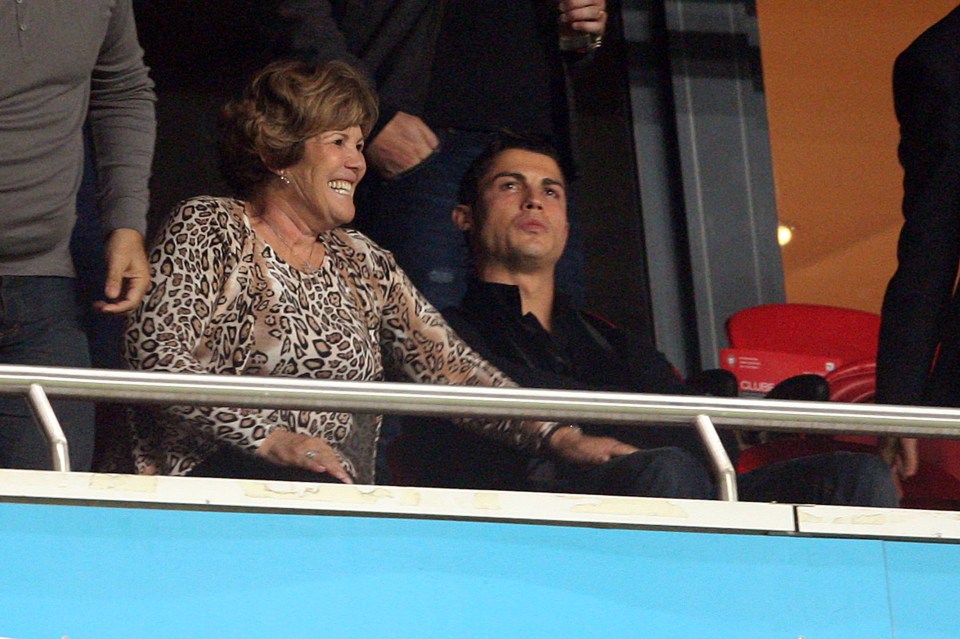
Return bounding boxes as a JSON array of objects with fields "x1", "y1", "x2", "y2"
[{"x1": 123, "y1": 197, "x2": 544, "y2": 483}]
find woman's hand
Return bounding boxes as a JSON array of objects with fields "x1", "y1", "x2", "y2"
[
  {"x1": 257, "y1": 429, "x2": 353, "y2": 484},
  {"x1": 547, "y1": 426, "x2": 639, "y2": 466}
]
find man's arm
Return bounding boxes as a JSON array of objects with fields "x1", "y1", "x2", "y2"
[
  {"x1": 274, "y1": 0, "x2": 439, "y2": 177},
  {"x1": 87, "y1": 0, "x2": 156, "y2": 313},
  {"x1": 877, "y1": 43, "x2": 960, "y2": 406},
  {"x1": 876, "y1": 37, "x2": 960, "y2": 478},
  {"x1": 274, "y1": 0, "x2": 364, "y2": 71}
]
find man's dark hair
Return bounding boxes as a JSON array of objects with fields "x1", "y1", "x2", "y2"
[{"x1": 457, "y1": 134, "x2": 567, "y2": 209}]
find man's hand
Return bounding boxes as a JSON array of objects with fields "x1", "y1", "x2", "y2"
[
  {"x1": 366, "y1": 112, "x2": 439, "y2": 179},
  {"x1": 559, "y1": 0, "x2": 607, "y2": 37},
  {"x1": 547, "y1": 426, "x2": 638, "y2": 465},
  {"x1": 258, "y1": 429, "x2": 353, "y2": 484},
  {"x1": 882, "y1": 436, "x2": 919, "y2": 479},
  {"x1": 94, "y1": 228, "x2": 150, "y2": 314}
]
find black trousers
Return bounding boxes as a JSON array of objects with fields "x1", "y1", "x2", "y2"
[
  {"x1": 546, "y1": 449, "x2": 898, "y2": 507},
  {"x1": 542, "y1": 447, "x2": 715, "y2": 500},
  {"x1": 188, "y1": 445, "x2": 343, "y2": 483}
]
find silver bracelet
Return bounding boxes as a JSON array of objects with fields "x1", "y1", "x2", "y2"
[{"x1": 537, "y1": 423, "x2": 583, "y2": 452}]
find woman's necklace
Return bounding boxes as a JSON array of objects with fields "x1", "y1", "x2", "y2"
[{"x1": 262, "y1": 216, "x2": 319, "y2": 274}]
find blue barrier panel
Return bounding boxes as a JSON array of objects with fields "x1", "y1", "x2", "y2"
[
  {"x1": 0, "y1": 501, "x2": 899, "y2": 639},
  {"x1": 886, "y1": 541, "x2": 960, "y2": 639}
]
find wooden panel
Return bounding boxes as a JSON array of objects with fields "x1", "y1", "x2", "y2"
[{"x1": 756, "y1": 1, "x2": 959, "y2": 312}]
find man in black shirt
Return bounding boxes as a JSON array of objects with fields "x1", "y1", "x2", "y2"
[{"x1": 398, "y1": 136, "x2": 899, "y2": 506}]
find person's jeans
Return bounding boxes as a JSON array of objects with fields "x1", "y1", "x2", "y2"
[
  {"x1": 0, "y1": 276, "x2": 94, "y2": 470},
  {"x1": 355, "y1": 128, "x2": 585, "y2": 311},
  {"x1": 537, "y1": 449, "x2": 897, "y2": 507},
  {"x1": 738, "y1": 451, "x2": 899, "y2": 507},
  {"x1": 542, "y1": 447, "x2": 715, "y2": 500}
]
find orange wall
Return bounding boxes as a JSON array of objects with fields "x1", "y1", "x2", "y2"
[{"x1": 756, "y1": 1, "x2": 958, "y2": 313}]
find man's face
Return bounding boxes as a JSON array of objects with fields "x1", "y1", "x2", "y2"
[{"x1": 463, "y1": 149, "x2": 570, "y2": 274}]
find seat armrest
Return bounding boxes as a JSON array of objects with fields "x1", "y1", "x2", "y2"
[
  {"x1": 686, "y1": 368, "x2": 739, "y2": 397},
  {"x1": 764, "y1": 373, "x2": 831, "y2": 401}
]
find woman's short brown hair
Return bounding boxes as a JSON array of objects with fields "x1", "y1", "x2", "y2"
[{"x1": 220, "y1": 59, "x2": 378, "y2": 198}]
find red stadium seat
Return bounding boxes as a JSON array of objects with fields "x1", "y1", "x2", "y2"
[
  {"x1": 727, "y1": 303, "x2": 960, "y2": 509},
  {"x1": 726, "y1": 303, "x2": 881, "y2": 365}
]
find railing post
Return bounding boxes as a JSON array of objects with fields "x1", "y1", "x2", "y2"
[
  {"x1": 694, "y1": 414, "x2": 738, "y2": 501},
  {"x1": 26, "y1": 384, "x2": 70, "y2": 472}
]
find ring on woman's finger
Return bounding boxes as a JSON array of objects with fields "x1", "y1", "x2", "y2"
[{"x1": 304, "y1": 450, "x2": 319, "y2": 460}]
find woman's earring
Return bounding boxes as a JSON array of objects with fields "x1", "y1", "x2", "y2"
[{"x1": 278, "y1": 172, "x2": 291, "y2": 185}]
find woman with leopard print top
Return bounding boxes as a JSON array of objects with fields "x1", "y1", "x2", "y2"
[{"x1": 122, "y1": 60, "x2": 636, "y2": 484}]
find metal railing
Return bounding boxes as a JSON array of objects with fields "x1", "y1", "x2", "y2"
[{"x1": 3, "y1": 364, "x2": 960, "y2": 500}]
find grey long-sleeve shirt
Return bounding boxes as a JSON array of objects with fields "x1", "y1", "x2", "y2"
[{"x1": 0, "y1": 0, "x2": 155, "y2": 277}]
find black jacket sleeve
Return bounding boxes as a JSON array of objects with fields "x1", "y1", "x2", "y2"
[
  {"x1": 877, "y1": 16, "x2": 960, "y2": 406},
  {"x1": 272, "y1": 0, "x2": 443, "y2": 141}
]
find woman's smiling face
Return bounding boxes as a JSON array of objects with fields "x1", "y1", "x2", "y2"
[{"x1": 282, "y1": 125, "x2": 367, "y2": 232}]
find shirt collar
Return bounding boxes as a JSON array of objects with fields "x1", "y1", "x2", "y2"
[{"x1": 462, "y1": 277, "x2": 575, "y2": 325}]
